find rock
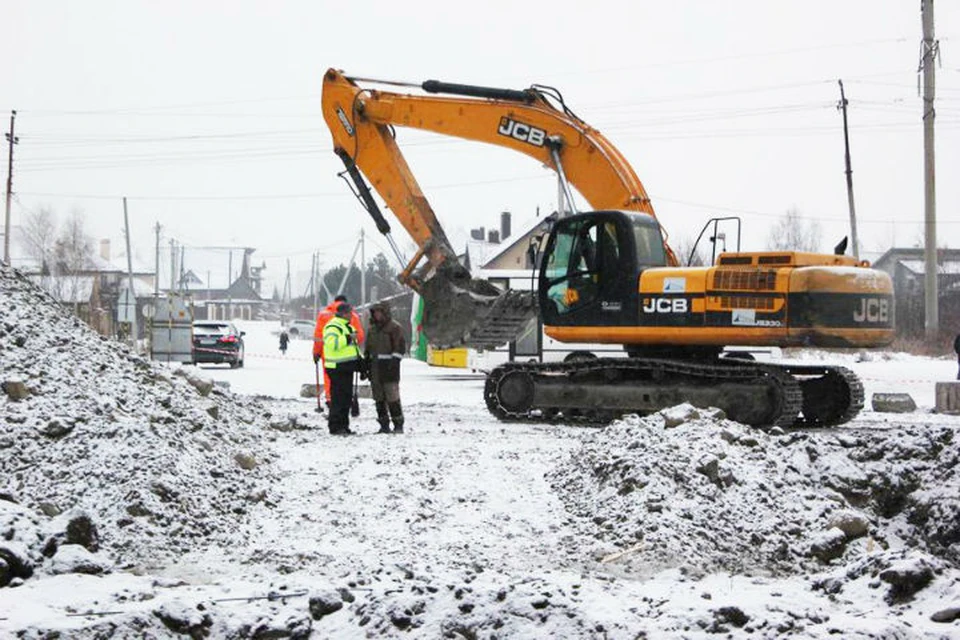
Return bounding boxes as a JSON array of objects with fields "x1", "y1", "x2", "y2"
[
  {"x1": 712, "y1": 606, "x2": 749, "y2": 628},
  {"x1": 696, "y1": 455, "x2": 721, "y2": 486},
  {"x1": 660, "y1": 403, "x2": 700, "y2": 428},
  {"x1": 0, "y1": 544, "x2": 34, "y2": 586},
  {"x1": 154, "y1": 602, "x2": 214, "y2": 637},
  {"x1": 176, "y1": 369, "x2": 214, "y2": 397},
  {"x1": 235, "y1": 452, "x2": 258, "y2": 470},
  {"x1": 808, "y1": 527, "x2": 847, "y2": 563},
  {"x1": 871, "y1": 393, "x2": 917, "y2": 413},
  {"x1": 300, "y1": 383, "x2": 319, "y2": 398},
  {"x1": 48, "y1": 544, "x2": 108, "y2": 575},
  {"x1": 827, "y1": 510, "x2": 870, "y2": 539},
  {"x1": 269, "y1": 416, "x2": 298, "y2": 432},
  {"x1": 931, "y1": 607, "x2": 960, "y2": 623},
  {"x1": 38, "y1": 502, "x2": 61, "y2": 517},
  {"x1": 738, "y1": 435, "x2": 760, "y2": 447},
  {"x1": 935, "y1": 381, "x2": 960, "y2": 414},
  {"x1": 205, "y1": 404, "x2": 219, "y2": 420},
  {"x1": 880, "y1": 557, "x2": 935, "y2": 603},
  {"x1": 309, "y1": 591, "x2": 344, "y2": 619},
  {"x1": 43, "y1": 510, "x2": 101, "y2": 556},
  {"x1": 38, "y1": 417, "x2": 75, "y2": 439},
  {"x1": 65, "y1": 512, "x2": 100, "y2": 551},
  {"x1": 2, "y1": 378, "x2": 30, "y2": 400}
]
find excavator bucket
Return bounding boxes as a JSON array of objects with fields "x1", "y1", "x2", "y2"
[{"x1": 418, "y1": 272, "x2": 537, "y2": 351}]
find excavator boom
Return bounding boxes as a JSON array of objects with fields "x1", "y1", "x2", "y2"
[{"x1": 320, "y1": 68, "x2": 678, "y2": 349}]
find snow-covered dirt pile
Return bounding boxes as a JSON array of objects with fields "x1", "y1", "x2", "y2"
[
  {"x1": 549, "y1": 404, "x2": 959, "y2": 598},
  {"x1": 0, "y1": 265, "x2": 289, "y2": 583}
]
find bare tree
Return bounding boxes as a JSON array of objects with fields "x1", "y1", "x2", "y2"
[
  {"x1": 18, "y1": 206, "x2": 57, "y2": 274},
  {"x1": 50, "y1": 209, "x2": 94, "y2": 308},
  {"x1": 671, "y1": 235, "x2": 708, "y2": 267},
  {"x1": 765, "y1": 207, "x2": 822, "y2": 253}
]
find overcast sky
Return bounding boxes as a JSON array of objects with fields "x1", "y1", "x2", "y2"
[{"x1": 3, "y1": 1, "x2": 959, "y2": 295}]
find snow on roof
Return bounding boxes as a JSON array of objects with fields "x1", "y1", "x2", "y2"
[
  {"x1": 900, "y1": 259, "x2": 960, "y2": 275},
  {"x1": 478, "y1": 212, "x2": 555, "y2": 269}
]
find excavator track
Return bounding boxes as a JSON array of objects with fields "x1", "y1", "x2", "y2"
[
  {"x1": 779, "y1": 363, "x2": 864, "y2": 427},
  {"x1": 484, "y1": 358, "x2": 862, "y2": 429}
]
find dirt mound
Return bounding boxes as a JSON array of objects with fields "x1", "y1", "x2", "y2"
[
  {"x1": 0, "y1": 265, "x2": 280, "y2": 578},
  {"x1": 548, "y1": 405, "x2": 959, "y2": 579}
]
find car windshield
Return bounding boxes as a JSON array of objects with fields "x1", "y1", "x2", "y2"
[{"x1": 194, "y1": 323, "x2": 231, "y2": 336}]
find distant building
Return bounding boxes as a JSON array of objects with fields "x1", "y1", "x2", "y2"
[
  {"x1": 181, "y1": 247, "x2": 268, "y2": 321},
  {"x1": 24, "y1": 238, "x2": 155, "y2": 339},
  {"x1": 872, "y1": 247, "x2": 960, "y2": 337}
]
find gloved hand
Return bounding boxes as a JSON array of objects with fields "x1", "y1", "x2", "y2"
[
  {"x1": 346, "y1": 334, "x2": 354, "y2": 345},
  {"x1": 313, "y1": 353, "x2": 320, "y2": 364}
]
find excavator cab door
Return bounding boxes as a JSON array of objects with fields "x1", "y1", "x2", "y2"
[{"x1": 539, "y1": 211, "x2": 664, "y2": 327}]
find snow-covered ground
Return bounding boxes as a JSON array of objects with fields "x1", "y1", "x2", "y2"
[{"x1": 1, "y1": 263, "x2": 959, "y2": 638}]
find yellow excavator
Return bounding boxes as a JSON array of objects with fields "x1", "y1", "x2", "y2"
[{"x1": 320, "y1": 68, "x2": 894, "y2": 428}]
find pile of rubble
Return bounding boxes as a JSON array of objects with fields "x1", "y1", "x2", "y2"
[{"x1": 0, "y1": 264, "x2": 284, "y2": 585}]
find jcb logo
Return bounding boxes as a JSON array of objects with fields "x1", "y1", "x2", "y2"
[
  {"x1": 498, "y1": 117, "x2": 546, "y2": 147},
  {"x1": 853, "y1": 298, "x2": 890, "y2": 324},
  {"x1": 643, "y1": 298, "x2": 688, "y2": 314}
]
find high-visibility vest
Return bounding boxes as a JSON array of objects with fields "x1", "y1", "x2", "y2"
[{"x1": 323, "y1": 316, "x2": 361, "y2": 369}]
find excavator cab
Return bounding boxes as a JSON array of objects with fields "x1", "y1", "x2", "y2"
[{"x1": 539, "y1": 211, "x2": 666, "y2": 327}]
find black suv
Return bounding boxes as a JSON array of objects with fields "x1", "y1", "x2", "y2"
[{"x1": 192, "y1": 321, "x2": 245, "y2": 368}]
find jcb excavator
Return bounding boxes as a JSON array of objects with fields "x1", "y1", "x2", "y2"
[{"x1": 321, "y1": 68, "x2": 894, "y2": 428}]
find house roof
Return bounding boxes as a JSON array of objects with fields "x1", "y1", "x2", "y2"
[
  {"x1": 899, "y1": 259, "x2": 960, "y2": 276},
  {"x1": 165, "y1": 246, "x2": 257, "y2": 291},
  {"x1": 477, "y1": 212, "x2": 557, "y2": 270},
  {"x1": 873, "y1": 247, "x2": 960, "y2": 273}
]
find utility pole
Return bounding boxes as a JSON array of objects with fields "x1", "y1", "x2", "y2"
[
  {"x1": 4, "y1": 110, "x2": 18, "y2": 265},
  {"x1": 360, "y1": 228, "x2": 366, "y2": 305},
  {"x1": 837, "y1": 80, "x2": 860, "y2": 260},
  {"x1": 227, "y1": 250, "x2": 233, "y2": 320},
  {"x1": 312, "y1": 252, "x2": 319, "y2": 316},
  {"x1": 920, "y1": 0, "x2": 939, "y2": 339},
  {"x1": 282, "y1": 258, "x2": 291, "y2": 318},
  {"x1": 154, "y1": 222, "x2": 161, "y2": 299},
  {"x1": 123, "y1": 198, "x2": 138, "y2": 351},
  {"x1": 169, "y1": 239, "x2": 177, "y2": 294}
]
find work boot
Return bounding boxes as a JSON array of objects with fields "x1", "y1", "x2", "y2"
[
  {"x1": 376, "y1": 401, "x2": 391, "y2": 433},
  {"x1": 388, "y1": 401, "x2": 404, "y2": 434}
]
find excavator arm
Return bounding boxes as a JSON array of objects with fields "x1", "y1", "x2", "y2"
[{"x1": 320, "y1": 68, "x2": 677, "y2": 349}]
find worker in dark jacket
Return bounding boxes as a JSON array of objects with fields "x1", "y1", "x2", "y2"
[
  {"x1": 955, "y1": 333, "x2": 960, "y2": 380},
  {"x1": 321, "y1": 303, "x2": 363, "y2": 435},
  {"x1": 364, "y1": 301, "x2": 407, "y2": 433}
]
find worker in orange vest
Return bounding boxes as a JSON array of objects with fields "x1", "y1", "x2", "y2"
[{"x1": 313, "y1": 295, "x2": 365, "y2": 407}]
